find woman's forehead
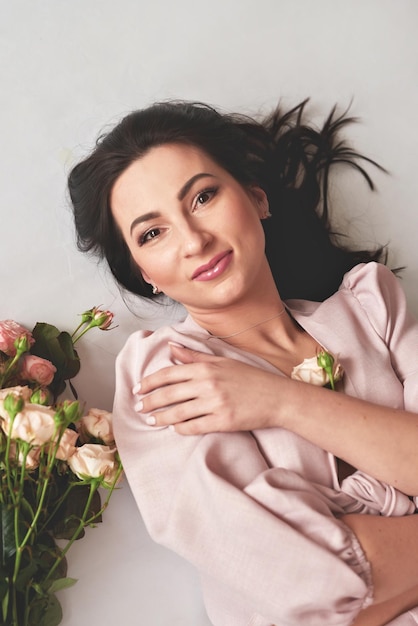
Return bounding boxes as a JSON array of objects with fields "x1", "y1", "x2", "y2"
[
  {"x1": 110, "y1": 143, "x2": 229, "y2": 221},
  {"x1": 113, "y1": 144, "x2": 226, "y2": 197}
]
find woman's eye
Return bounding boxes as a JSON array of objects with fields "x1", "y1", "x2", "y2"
[
  {"x1": 139, "y1": 228, "x2": 160, "y2": 245},
  {"x1": 193, "y1": 187, "x2": 218, "y2": 210},
  {"x1": 197, "y1": 191, "x2": 211, "y2": 204}
]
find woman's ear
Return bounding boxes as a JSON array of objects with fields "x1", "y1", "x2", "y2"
[
  {"x1": 249, "y1": 186, "x2": 270, "y2": 219},
  {"x1": 140, "y1": 269, "x2": 152, "y2": 285},
  {"x1": 140, "y1": 270, "x2": 161, "y2": 295}
]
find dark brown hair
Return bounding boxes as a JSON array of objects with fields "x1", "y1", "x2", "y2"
[{"x1": 68, "y1": 99, "x2": 386, "y2": 301}]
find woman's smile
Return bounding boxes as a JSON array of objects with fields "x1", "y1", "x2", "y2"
[{"x1": 192, "y1": 250, "x2": 233, "y2": 281}]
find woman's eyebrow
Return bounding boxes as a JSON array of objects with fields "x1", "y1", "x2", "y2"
[
  {"x1": 130, "y1": 211, "x2": 160, "y2": 236},
  {"x1": 129, "y1": 173, "x2": 216, "y2": 235},
  {"x1": 177, "y1": 172, "x2": 215, "y2": 201}
]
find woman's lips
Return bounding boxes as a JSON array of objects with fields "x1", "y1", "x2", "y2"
[{"x1": 192, "y1": 251, "x2": 233, "y2": 281}]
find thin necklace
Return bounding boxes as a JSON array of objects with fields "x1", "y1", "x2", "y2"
[{"x1": 207, "y1": 306, "x2": 286, "y2": 340}]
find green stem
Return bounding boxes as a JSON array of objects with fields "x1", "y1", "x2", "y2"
[
  {"x1": 0, "y1": 354, "x2": 20, "y2": 388},
  {"x1": 4, "y1": 416, "x2": 19, "y2": 507},
  {"x1": 326, "y1": 367, "x2": 335, "y2": 391},
  {"x1": 71, "y1": 324, "x2": 93, "y2": 345},
  {"x1": 45, "y1": 478, "x2": 100, "y2": 583},
  {"x1": 12, "y1": 439, "x2": 60, "y2": 585},
  {"x1": 102, "y1": 465, "x2": 124, "y2": 510},
  {"x1": 70, "y1": 320, "x2": 88, "y2": 342},
  {"x1": 37, "y1": 483, "x2": 74, "y2": 536},
  {"x1": 13, "y1": 443, "x2": 31, "y2": 551},
  {"x1": 45, "y1": 464, "x2": 123, "y2": 583}
]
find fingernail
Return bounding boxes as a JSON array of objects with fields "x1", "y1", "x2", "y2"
[
  {"x1": 168, "y1": 424, "x2": 175, "y2": 432},
  {"x1": 132, "y1": 382, "x2": 141, "y2": 394},
  {"x1": 146, "y1": 416, "x2": 156, "y2": 426},
  {"x1": 134, "y1": 401, "x2": 143, "y2": 412},
  {"x1": 168, "y1": 341, "x2": 185, "y2": 348}
]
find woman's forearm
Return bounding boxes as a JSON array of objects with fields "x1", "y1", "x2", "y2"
[
  {"x1": 352, "y1": 586, "x2": 418, "y2": 626},
  {"x1": 343, "y1": 514, "x2": 418, "y2": 625},
  {"x1": 277, "y1": 377, "x2": 418, "y2": 494},
  {"x1": 138, "y1": 347, "x2": 418, "y2": 493}
]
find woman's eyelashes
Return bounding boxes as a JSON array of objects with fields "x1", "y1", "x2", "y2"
[
  {"x1": 137, "y1": 187, "x2": 219, "y2": 246},
  {"x1": 192, "y1": 186, "x2": 218, "y2": 212},
  {"x1": 138, "y1": 227, "x2": 161, "y2": 246}
]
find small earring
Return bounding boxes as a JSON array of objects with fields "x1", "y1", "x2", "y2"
[
  {"x1": 262, "y1": 210, "x2": 272, "y2": 219},
  {"x1": 152, "y1": 285, "x2": 160, "y2": 295}
]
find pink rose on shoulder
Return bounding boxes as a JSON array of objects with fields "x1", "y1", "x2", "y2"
[
  {"x1": 291, "y1": 353, "x2": 344, "y2": 388},
  {"x1": 68, "y1": 443, "x2": 121, "y2": 486},
  {"x1": 1, "y1": 403, "x2": 56, "y2": 445},
  {"x1": 20, "y1": 354, "x2": 56, "y2": 386},
  {"x1": 291, "y1": 356, "x2": 329, "y2": 386},
  {"x1": 78, "y1": 408, "x2": 114, "y2": 444},
  {"x1": 0, "y1": 320, "x2": 34, "y2": 356}
]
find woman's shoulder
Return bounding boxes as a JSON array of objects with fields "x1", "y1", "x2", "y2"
[
  {"x1": 287, "y1": 262, "x2": 406, "y2": 336},
  {"x1": 115, "y1": 314, "x2": 214, "y2": 377},
  {"x1": 117, "y1": 315, "x2": 199, "y2": 356},
  {"x1": 339, "y1": 261, "x2": 397, "y2": 296},
  {"x1": 338, "y1": 261, "x2": 407, "y2": 329}
]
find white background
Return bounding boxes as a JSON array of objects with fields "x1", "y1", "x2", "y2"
[{"x1": 1, "y1": 1, "x2": 417, "y2": 624}]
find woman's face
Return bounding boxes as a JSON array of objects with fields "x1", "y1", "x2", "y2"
[{"x1": 110, "y1": 143, "x2": 270, "y2": 314}]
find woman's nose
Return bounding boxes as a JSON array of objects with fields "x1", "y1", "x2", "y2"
[{"x1": 181, "y1": 220, "x2": 212, "y2": 257}]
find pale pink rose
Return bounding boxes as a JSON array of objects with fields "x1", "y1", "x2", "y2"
[
  {"x1": 291, "y1": 356, "x2": 329, "y2": 386},
  {"x1": 0, "y1": 320, "x2": 34, "y2": 356},
  {"x1": 0, "y1": 386, "x2": 33, "y2": 422},
  {"x1": 1, "y1": 403, "x2": 56, "y2": 445},
  {"x1": 291, "y1": 355, "x2": 344, "y2": 387},
  {"x1": 20, "y1": 354, "x2": 56, "y2": 386},
  {"x1": 78, "y1": 408, "x2": 114, "y2": 444},
  {"x1": 333, "y1": 363, "x2": 344, "y2": 382},
  {"x1": 0, "y1": 385, "x2": 33, "y2": 403},
  {"x1": 8, "y1": 441, "x2": 41, "y2": 470},
  {"x1": 68, "y1": 443, "x2": 121, "y2": 486},
  {"x1": 52, "y1": 428, "x2": 79, "y2": 461}
]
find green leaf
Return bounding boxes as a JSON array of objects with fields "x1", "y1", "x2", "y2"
[
  {"x1": 51, "y1": 486, "x2": 102, "y2": 540},
  {"x1": 31, "y1": 532, "x2": 68, "y2": 581},
  {"x1": 15, "y1": 559, "x2": 38, "y2": 592},
  {"x1": 30, "y1": 323, "x2": 80, "y2": 399},
  {"x1": 1, "y1": 585, "x2": 9, "y2": 625},
  {"x1": 27, "y1": 592, "x2": 63, "y2": 626},
  {"x1": 0, "y1": 503, "x2": 17, "y2": 565},
  {"x1": 47, "y1": 577, "x2": 77, "y2": 593},
  {"x1": 0, "y1": 576, "x2": 8, "y2": 603}
]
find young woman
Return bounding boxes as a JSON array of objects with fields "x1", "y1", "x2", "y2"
[{"x1": 68, "y1": 100, "x2": 418, "y2": 625}]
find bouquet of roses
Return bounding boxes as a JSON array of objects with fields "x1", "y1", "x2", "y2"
[{"x1": 0, "y1": 308, "x2": 123, "y2": 626}]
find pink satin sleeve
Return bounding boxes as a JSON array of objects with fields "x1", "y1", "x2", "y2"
[{"x1": 113, "y1": 327, "x2": 373, "y2": 626}]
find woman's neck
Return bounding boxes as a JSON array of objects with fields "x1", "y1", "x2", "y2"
[
  {"x1": 188, "y1": 299, "x2": 320, "y2": 376},
  {"x1": 189, "y1": 292, "x2": 285, "y2": 342}
]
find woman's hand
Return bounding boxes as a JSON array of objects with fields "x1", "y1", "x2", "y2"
[
  {"x1": 134, "y1": 344, "x2": 418, "y2": 494},
  {"x1": 133, "y1": 344, "x2": 282, "y2": 435}
]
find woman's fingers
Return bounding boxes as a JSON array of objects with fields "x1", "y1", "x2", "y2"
[
  {"x1": 168, "y1": 343, "x2": 218, "y2": 364},
  {"x1": 136, "y1": 346, "x2": 223, "y2": 396},
  {"x1": 133, "y1": 346, "x2": 282, "y2": 433}
]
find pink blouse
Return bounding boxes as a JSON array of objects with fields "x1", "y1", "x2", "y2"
[{"x1": 113, "y1": 263, "x2": 418, "y2": 625}]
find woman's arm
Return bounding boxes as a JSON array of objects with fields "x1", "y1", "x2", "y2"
[
  {"x1": 137, "y1": 345, "x2": 418, "y2": 495},
  {"x1": 345, "y1": 514, "x2": 418, "y2": 625}
]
